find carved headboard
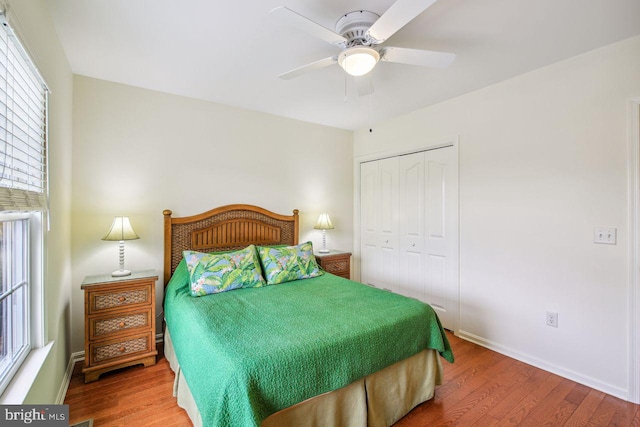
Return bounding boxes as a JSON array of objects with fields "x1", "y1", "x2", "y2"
[{"x1": 163, "y1": 204, "x2": 299, "y2": 285}]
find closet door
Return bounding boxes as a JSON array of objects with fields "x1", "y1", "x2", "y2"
[
  {"x1": 377, "y1": 157, "x2": 399, "y2": 292},
  {"x1": 360, "y1": 161, "x2": 380, "y2": 288},
  {"x1": 424, "y1": 147, "x2": 458, "y2": 331},
  {"x1": 399, "y1": 152, "x2": 426, "y2": 300},
  {"x1": 360, "y1": 146, "x2": 458, "y2": 332},
  {"x1": 359, "y1": 157, "x2": 399, "y2": 291}
]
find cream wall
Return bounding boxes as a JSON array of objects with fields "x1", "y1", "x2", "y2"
[
  {"x1": 354, "y1": 35, "x2": 640, "y2": 399},
  {"x1": 2, "y1": 0, "x2": 74, "y2": 403},
  {"x1": 71, "y1": 76, "x2": 354, "y2": 352}
]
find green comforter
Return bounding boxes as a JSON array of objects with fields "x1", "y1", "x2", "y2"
[{"x1": 164, "y1": 260, "x2": 453, "y2": 427}]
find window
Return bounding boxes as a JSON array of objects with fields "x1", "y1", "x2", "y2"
[
  {"x1": 0, "y1": 11, "x2": 48, "y2": 396},
  {"x1": 0, "y1": 215, "x2": 29, "y2": 385}
]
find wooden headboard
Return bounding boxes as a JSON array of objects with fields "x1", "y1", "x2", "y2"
[{"x1": 163, "y1": 204, "x2": 299, "y2": 285}]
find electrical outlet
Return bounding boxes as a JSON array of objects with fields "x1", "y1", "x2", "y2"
[{"x1": 546, "y1": 311, "x2": 558, "y2": 328}]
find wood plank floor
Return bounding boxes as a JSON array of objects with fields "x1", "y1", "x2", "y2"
[{"x1": 65, "y1": 332, "x2": 640, "y2": 426}]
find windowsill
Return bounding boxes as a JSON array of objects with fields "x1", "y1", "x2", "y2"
[{"x1": 0, "y1": 341, "x2": 54, "y2": 404}]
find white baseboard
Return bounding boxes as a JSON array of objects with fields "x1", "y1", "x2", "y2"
[
  {"x1": 56, "y1": 351, "x2": 84, "y2": 405},
  {"x1": 57, "y1": 335, "x2": 165, "y2": 404},
  {"x1": 457, "y1": 329, "x2": 629, "y2": 401}
]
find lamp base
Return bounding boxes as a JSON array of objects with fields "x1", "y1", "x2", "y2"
[
  {"x1": 318, "y1": 249, "x2": 330, "y2": 254},
  {"x1": 111, "y1": 269, "x2": 132, "y2": 277}
]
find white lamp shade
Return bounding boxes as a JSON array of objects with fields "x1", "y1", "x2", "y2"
[
  {"x1": 102, "y1": 216, "x2": 140, "y2": 241},
  {"x1": 314, "y1": 213, "x2": 334, "y2": 230},
  {"x1": 338, "y1": 47, "x2": 380, "y2": 77}
]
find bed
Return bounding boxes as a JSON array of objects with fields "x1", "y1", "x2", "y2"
[{"x1": 162, "y1": 204, "x2": 453, "y2": 427}]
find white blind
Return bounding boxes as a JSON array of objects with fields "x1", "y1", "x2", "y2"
[{"x1": 0, "y1": 14, "x2": 48, "y2": 211}]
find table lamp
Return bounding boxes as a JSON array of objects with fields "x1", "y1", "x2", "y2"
[
  {"x1": 102, "y1": 216, "x2": 139, "y2": 277},
  {"x1": 314, "y1": 213, "x2": 334, "y2": 253}
]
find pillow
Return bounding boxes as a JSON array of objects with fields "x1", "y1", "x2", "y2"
[
  {"x1": 258, "y1": 241, "x2": 322, "y2": 285},
  {"x1": 183, "y1": 245, "x2": 265, "y2": 297}
]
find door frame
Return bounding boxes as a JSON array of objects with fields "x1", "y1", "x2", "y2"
[
  {"x1": 628, "y1": 97, "x2": 640, "y2": 404},
  {"x1": 353, "y1": 136, "x2": 460, "y2": 334}
]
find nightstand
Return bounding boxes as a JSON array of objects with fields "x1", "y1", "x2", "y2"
[
  {"x1": 315, "y1": 251, "x2": 352, "y2": 279},
  {"x1": 81, "y1": 270, "x2": 158, "y2": 383}
]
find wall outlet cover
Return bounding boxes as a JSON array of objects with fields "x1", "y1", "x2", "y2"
[
  {"x1": 594, "y1": 227, "x2": 617, "y2": 245},
  {"x1": 546, "y1": 311, "x2": 558, "y2": 328}
]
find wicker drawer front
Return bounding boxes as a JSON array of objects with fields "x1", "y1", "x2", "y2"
[
  {"x1": 89, "y1": 310, "x2": 151, "y2": 341},
  {"x1": 89, "y1": 285, "x2": 151, "y2": 314},
  {"x1": 324, "y1": 260, "x2": 348, "y2": 275},
  {"x1": 317, "y1": 253, "x2": 351, "y2": 279},
  {"x1": 89, "y1": 333, "x2": 152, "y2": 365}
]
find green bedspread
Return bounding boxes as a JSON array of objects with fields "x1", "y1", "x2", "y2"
[{"x1": 164, "y1": 260, "x2": 453, "y2": 427}]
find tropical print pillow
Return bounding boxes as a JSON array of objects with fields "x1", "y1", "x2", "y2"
[
  {"x1": 258, "y1": 242, "x2": 322, "y2": 285},
  {"x1": 183, "y1": 245, "x2": 265, "y2": 297}
]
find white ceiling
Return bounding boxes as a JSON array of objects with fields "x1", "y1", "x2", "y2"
[{"x1": 46, "y1": 0, "x2": 640, "y2": 130}]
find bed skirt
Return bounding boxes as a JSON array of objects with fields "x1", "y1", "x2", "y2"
[{"x1": 164, "y1": 327, "x2": 443, "y2": 427}]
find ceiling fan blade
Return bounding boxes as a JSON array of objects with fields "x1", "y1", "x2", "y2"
[
  {"x1": 380, "y1": 47, "x2": 455, "y2": 68},
  {"x1": 355, "y1": 75, "x2": 375, "y2": 96},
  {"x1": 367, "y1": 0, "x2": 438, "y2": 44},
  {"x1": 277, "y1": 56, "x2": 338, "y2": 80},
  {"x1": 270, "y1": 6, "x2": 347, "y2": 46}
]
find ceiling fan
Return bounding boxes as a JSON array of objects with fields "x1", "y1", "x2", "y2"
[{"x1": 270, "y1": 0, "x2": 456, "y2": 93}]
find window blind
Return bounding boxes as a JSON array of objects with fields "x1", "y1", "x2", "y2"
[{"x1": 0, "y1": 14, "x2": 48, "y2": 211}]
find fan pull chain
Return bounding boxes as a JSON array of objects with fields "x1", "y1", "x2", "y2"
[
  {"x1": 368, "y1": 73, "x2": 373, "y2": 132},
  {"x1": 344, "y1": 73, "x2": 348, "y2": 103},
  {"x1": 368, "y1": 88, "x2": 373, "y2": 132}
]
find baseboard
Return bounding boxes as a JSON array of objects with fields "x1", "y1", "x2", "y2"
[
  {"x1": 56, "y1": 351, "x2": 84, "y2": 404},
  {"x1": 57, "y1": 335, "x2": 165, "y2": 404},
  {"x1": 457, "y1": 329, "x2": 629, "y2": 401}
]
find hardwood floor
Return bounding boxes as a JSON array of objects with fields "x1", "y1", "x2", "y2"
[
  {"x1": 395, "y1": 333, "x2": 639, "y2": 426},
  {"x1": 65, "y1": 332, "x2": 640, "y2": 426},
  {"x1": 64, "y1": 345, "x2": 191, "y2": 427}
]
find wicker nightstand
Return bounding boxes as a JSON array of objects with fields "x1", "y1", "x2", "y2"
[
  {"x1": 81, "y1": 270, "x2": 158, "y2": 383},
  {"x1": 315, "y1": 251, "x2": 352, "y2": 279}
]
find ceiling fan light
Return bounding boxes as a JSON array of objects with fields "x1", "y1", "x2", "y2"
[{"x1": 338, "y1": 47, "x2": 380, "y2": 77}]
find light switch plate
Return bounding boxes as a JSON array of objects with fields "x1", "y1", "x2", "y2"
[{"x1": 594, "y1": 227, "x2": 617, "y2": 244}]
